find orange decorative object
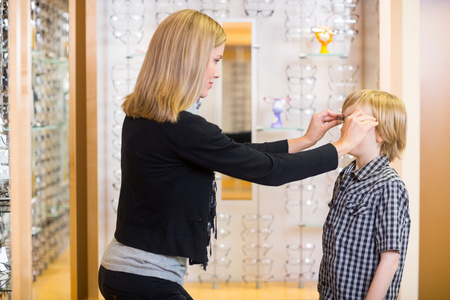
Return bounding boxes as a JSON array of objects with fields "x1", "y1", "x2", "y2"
[{"x1": 315, "y1": 26, "x2": 333, "y2": 54}]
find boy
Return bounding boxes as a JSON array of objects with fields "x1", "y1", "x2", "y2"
[{"x1": 318, "y1": 90, "x2": 410, "y2": 299}]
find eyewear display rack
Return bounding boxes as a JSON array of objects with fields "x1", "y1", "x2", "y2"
[{"x1": 7, "y1": 0, "x2": 71, "y2": 298}]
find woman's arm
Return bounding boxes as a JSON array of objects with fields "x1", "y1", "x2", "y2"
[{"x1": 365, "y1": 251, "x2": 400, "y2": 300}]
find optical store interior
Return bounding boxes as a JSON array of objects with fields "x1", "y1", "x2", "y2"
[{"x1": 3, "y1": 0, "x2": 450, "y2": 299}]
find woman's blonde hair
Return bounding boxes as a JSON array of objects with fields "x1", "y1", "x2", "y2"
[
  {"x1": 122, "y1": 9, "x2": 227, "y2": 122},
  {"x1": 342, "y1": 89, "x2": 407, "y2": 162}
]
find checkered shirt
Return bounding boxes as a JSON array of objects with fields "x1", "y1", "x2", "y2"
[{"x1": 318, "y1": 155, "x2": 410, "y2": 300}]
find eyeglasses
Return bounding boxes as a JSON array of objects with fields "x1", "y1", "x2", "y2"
[
  {"x1": 285, "y1": 271, "x2": 315, "y2": 281},
  {"x1": 242, "y1": 214, "x2": 274, "y2": 230},
  {"x1": 327, "y1": 94, "x2": 347, "y2": 112},
  {"x1": 329, "y1": 0, "x2": 360, "y2": 14},
  {"x1": 242, "y1": 274, "x2": 273, "y2": 283},
  {"x1": 287, "y1": 94, "x2": 316, "y2": 109},
  {"x1": 214, "y1": 243, "x2": 231, "y2": 257},
  {"x1": 241, "y1": 228, "x2": 273, "y2": 241},
  {"x1": 286, "y1": 62, "x2": 317, "y2": 78},
  {"x1": 285, "y1": 257, "x2": 316, "y2": 272},
  {"x1": 244, "y1": 0, "x2": 275, "y2": 18},
  {"x1": 328, "y1": 64, "x2": 359, "y2": 82},
  {"x1": 329, "y1": 79, "x2": 357, "y2": 95},
  {"x1": 201, "y1": 0, "x2": 230, "y2": 18},
  {"x1": 155, "y1": 0, "x2": 188, "y2": 25},
  {"x1": 286, "y1": 242, "x2": 315, "y2": 256},
  {"x1": 287, "y1": 76, "x2": 316, "y2": 94},
  {"x1": 242, "y1": 242, "x2": 273, "y2": 256},
  {"x1": 285, "y1": 181, "x2": 318, "y2": 213},
  {"x1": 243, "y1": 258, "x2": 273, "y2": 272},
  {"x1": 112, "y1": 0, "x2": 145, "y2": 16},
  {"x1": 285, "y1": 0, "x2": 317, "y2": 19}
]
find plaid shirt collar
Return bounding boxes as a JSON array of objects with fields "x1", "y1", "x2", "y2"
[{"x1": 343, "y1": 155, "x2": 390, "y2": 181}]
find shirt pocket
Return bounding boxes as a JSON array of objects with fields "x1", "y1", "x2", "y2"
[{"x1": 344, "y1": 192, "x2": 379, "y2": 216}]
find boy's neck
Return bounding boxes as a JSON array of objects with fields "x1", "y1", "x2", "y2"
[{"x1": 354, "y1": 149, "x2": 382, "y2": 171}]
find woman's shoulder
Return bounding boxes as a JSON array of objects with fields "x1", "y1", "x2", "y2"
[{"x1": 177, "y1": 111, "x2": 222, "y2": 134}]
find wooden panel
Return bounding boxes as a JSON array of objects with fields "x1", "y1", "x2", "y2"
[
  {"x1": 69, "y1": 0, "x2": 98, "y2": 299},
  {"x1": 379, "y1": 1, "x2": 420, "y2": 299},
  {"x1": 9, "y1": 0, "x2": 33, "y2": 299},
  {"x1": 419, "y1": 0, "x2": 450, "y2": 298}
]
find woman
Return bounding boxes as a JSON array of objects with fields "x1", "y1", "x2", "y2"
[{"x1": 98, "y1": 9, "x2": 377, "y2": 300}]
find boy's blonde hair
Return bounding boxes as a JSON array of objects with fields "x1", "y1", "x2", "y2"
[
  {"x1": 122, "y1": 9, "x2": 227, "y2": 123},
  {"x1": 342, "y1": 89, "x2": 407, "y2": 162}
]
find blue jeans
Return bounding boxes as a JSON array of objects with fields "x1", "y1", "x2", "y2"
[{"x1": 98, "y1": 265, "x2": 194, "y2": 300}]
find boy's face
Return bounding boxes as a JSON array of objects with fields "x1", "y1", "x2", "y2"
[{"x1": 342, "y1": 104, "x2": 383, "y2": 161}]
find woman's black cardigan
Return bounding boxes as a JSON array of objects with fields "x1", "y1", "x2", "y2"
[{"x1": 114, "y1": 111, "x2": 338, "y2": 267}]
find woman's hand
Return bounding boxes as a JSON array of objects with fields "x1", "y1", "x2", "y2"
[
  {"x1": 288, "y1": 110, "x2": 342, "y2": 153},
  {"x1": 332, "y1": 108, "x2": 378, "y2": 158}
]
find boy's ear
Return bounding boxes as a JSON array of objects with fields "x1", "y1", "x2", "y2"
[{"x1": 375, "y1": 131, "x2": 384, "y2": 143}]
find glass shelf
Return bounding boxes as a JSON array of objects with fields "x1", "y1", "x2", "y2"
[
  {"x1": 2, "y1": 123, "x2": 68, "y2": 132},
  {"x1": 298, "y1": 223, "x2": 323, "y2": 228},
  {"x1": 31, "y1": 50, "x2": 69, "y2": 65},
  {"x1": 299, "y1": 53, "x2": 348, "y2": 59},
  {"x1": 31, "y1": 123, "x2": 68, "y2": 131},
  {"x1": 256, "y1": 126, "x2": 305, "y2": 132}
]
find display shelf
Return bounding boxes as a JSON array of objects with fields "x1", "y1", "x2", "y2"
[
  {"x1": 256, "y1": 126, "x2": 304, "y2": 132},
  {"x1": 299, "y1": 53, "x2": 348, "y2": 59}
]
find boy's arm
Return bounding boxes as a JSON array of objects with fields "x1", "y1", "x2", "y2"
[{"x1": 365, "y1": 250, "x2": 400, "y2": 300}]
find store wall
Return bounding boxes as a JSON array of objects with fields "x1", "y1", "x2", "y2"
[{"x1": 419, "y1": 0, "x2": 450, "y2": 298}]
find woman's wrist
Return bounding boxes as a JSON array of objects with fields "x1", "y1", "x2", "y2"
[
  {"x1": 288, "y1": 136, "x2": 316, "y2": 153},
  {"x1": 331, "y1": 140, "x2": 351, "y2": 159}
]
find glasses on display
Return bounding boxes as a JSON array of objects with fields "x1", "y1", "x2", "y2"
[
  {"x1": 285, "y1": 17, "x2": 316, "y2": 41},
  {"x1": 286, "y1": 62, "x2": 317, "y2": 78},
  {"x1": 285, "y1": 0, "x2": 317, "y2": 19},
  {"x1": 329, "y1": 78, "x2": 357, "y2": 95},
  {"x1": 110, "y1": 0, "x2": 145, "y2": 45},
  {"x1": 285, "y1": 106, "x2": 315, "y2": 130},
  {"x1": 327, "y1": 13, "x2": 359, "y2": 30},
  {"x1": 112, "y1": 63, "x2": 141, "y2": 95},
  {"x1": 200, "y1": 0, "x2": 230, "y2": 19},
  {"x1": 112, "y1": 0, "x2": 145, "y2": 16},
  {"x1": 285, "y1": 180, "x2": 318, "y2": 214},
  {"x1": 328, "y1": 64, "x2": 359, "y2": 82},
  {"x1": 241, "y1": 228, "x2": 273, "y2": 241},
  {"x1": 286, "y1": 94, "x2": 316, "y2": 110},
  {"x1": 328, "y1": 0, "x2": 360, "y2": 14},
  {"x1": 242, "y1": 273, "x2": 273, "y2": 283},
  {"x1": 242, "y1": 214, "x2": 274, "y2": 230},
  {"x1": 214, "y1": 243, "x2": 231, "y2": 257},
  {"x1": 327, "y1": 93, "x2": 347, "y2": 112},
  {"x1": 111, "y1": 198, "x2": 119, "y2": 214},
  {"x1": 113, "y1": 109, "x2": 126, "y2": 125},
  {"x1": 285, "y1": 257, "x2": 316, "y2": 273},
  {"x1": 242, "y1": 242, "x2": 273, "y2": 256},
  {"x1": 285, "y1": 271, "x2": 315, "y2": 281},
  {"x1": 243, "y1": 257, "x2": 273, "y2": 273},
  {"x1": 211, "y1": 256, "x2": 232, "y2": 268},
  {"x1": 286, "y1": 242, "x2": 315, "y2": 256},
  {"x1": 217, "y1": 213, "x2": 231, "y2": 226},
  {"x1": 110, "y1": 15, "x2": 144, "y2": 45},
  {"x1": 287, "y1": 76, "x2": 316, "y2": 94},
  {"x1": 244, "y1": 0, "x2": 274, "y2": 18},
  {"x1": 156, "y1": 0, "x2": 188, "y2": 25}
]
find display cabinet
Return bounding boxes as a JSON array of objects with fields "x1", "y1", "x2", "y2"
[{"x1": 7, "y1": 0, "x2": 71, "y2": 298}]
